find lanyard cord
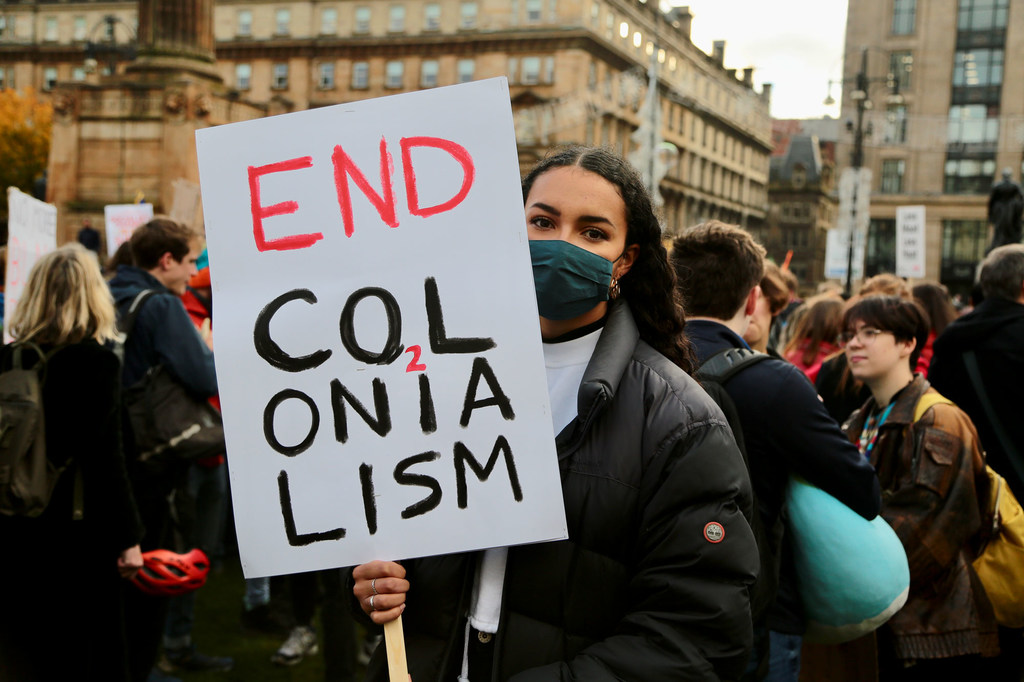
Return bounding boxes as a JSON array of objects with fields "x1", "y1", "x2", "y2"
[{"x1": 859, "y1": 402, "x2": 895, "y2": 458}]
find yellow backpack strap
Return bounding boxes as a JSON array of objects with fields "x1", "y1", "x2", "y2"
[{"x1": 913, "y1": 390, "x2": 954, "y2": 423}]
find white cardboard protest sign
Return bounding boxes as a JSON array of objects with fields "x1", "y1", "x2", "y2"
[
  {"x1": 896, "y1": 205, "x2": 926, "y2": 279},
  {"x1": 5, "y1": 187, "x2": 57, "y2": 343},
  {"x1": 104, "y1": 203, "x2": 154, "y2": 257},
  {"x1": 195, "y1": 78, "x2": 567, "y2": 578}
]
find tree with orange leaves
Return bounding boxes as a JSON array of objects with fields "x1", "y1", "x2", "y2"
[{"x1": 0, "y1": 87, "x2": 53, "y2": 214}]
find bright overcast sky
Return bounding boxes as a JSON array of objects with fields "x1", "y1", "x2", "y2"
[{"x1": 673, "y1": 0, "x2": 848, "y2": 120}]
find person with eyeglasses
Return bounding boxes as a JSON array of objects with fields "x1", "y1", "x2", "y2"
[{"x1": 841, "y1": 295, "x2": 998, "y2": 679}]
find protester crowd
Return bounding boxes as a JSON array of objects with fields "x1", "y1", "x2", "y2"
[{"x1": 2, "y1": 144, "x2": 1023, "y2": 682}]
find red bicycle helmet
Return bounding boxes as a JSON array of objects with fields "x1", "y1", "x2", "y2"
[{"x1": 131, "y1": 548, "x2": 210, "y2": 597}]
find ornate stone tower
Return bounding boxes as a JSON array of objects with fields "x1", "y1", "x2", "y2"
[{"x1": 47, "y1": 0, "x2": 263, "y2": 245}]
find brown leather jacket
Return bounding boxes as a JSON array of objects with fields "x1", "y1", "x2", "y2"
[{"x1": 844, "y1": 375, "x2": 998, "y2": 661}]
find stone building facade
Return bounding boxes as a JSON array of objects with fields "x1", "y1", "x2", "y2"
[
  {"x1": 1, "y1": 0, "x2": 774, "y2": 235},
  {"x1": 757, "y1": 131, "x2": 837, "y2": 290},
  {"x1": 840, "y1": 0, "x2": 1024, "y2": 294}
]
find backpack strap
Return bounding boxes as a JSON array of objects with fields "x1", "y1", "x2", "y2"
[
  {"x1": 963, "y1": 350, "x2": 1024, "y2": 485},
  {"x1": 913, "y1": 391, "x2": 953, "y2": 423},
  {"x1": 120, "y1": 289, "x2": 159, "y2": 342},
  {"x1": 696, "y1": 347, "x2": 771, "y2": 384}
]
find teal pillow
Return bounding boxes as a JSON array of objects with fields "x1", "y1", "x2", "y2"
[{"x1": 787, "y1": 476, "x2": 910, "y2": 644}]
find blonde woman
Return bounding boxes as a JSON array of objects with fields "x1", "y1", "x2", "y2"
[{"x1": 0, "y1": 244, "x2": 144, "y2": 682}]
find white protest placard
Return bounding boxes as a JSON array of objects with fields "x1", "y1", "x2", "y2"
[
  {"x1": 896, "y1": 205, "x2": 926, "y2": 279},
  {"x1": 104, "y1": 203, "x2": 154, "y2": 257},
  {"x1": 196, "y1": 78, "x2": 568, "y2": 578},
  {"x1": 169, "y1": 178, "x2": 201, "y2": 228},
  {"x1": 5, "y1": 187, "x2": 57, "y2": 343},
  {"x1": 824, "y1": 225, "x2": 865, "y2": 281}
]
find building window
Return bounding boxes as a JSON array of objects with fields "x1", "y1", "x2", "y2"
[
  {"x1": 457, "y1": 59, "x2": 475, "y2": 83},
  {"x1": 866, "y1": 219, "x2": 897, "y2": 277},
  {"x1": 605, "y1": 13, "x2": 614, "y2": 38},
  {"x1": 958, "y1": 0, "x2": 1009, "y2": 32},
  {"x1": 941, "y1": 220, "x2": 988, "y2": 286},
  {"x1": 272, "y1": 62, "x2": 289, "y2": 89},
  {"x1": 460, "y1": 2, "x2": 478, "y2": 29},
  {"x1": 321, "y1": 7, "x2": 338, "y2": 34},
  {"x1": 885, "y1": 104, "x2": 908, "y2": 144},
  {"x1": 73, "y1": 16, "x2": 87, "y2": 41},
  {"x1": 521, "y1": 57, "x2": 541, "y2": 85},
  {"x1": 0, "y1": 67, "x2": 6, "y2": 89},
  {"x1": 880, "y1": 159, "x2": 905, "y2": 194},
  {"x1": 389, "y1": 5, "x2": 406, "y2": 32},
  {"x1": 891, "y1": 0, "x2": 916, "y2": 34},
  {"x1": 237, "y1": 10, "x2": 253, "y2": 37},
  {"x1": 275, "y1": 9, "x2": 291, "y2": 35},
  {"x1": 355, "y1": 7, "x2": 372, "y2": 34},
  {"x1": 526, "y1": 0, "x2": 543, "y2": 22},
  {"x1": 43, "y1": 67, "x2": 57, "y2": 91},
  {"x1": 319, "y1": 62, "x2": 335, "y2": 89},
  {"x1": 385, "y1": 60, "x2": 404, "y2": 88},
  {"x1": 590, "y1": 2, "x2": 600, "y2": 27},
  {"x1": 44, "y1": 16, "x2": 58, "y2": 42},
  {"x1": 352, "y1": 61, "x2": 369, "y2": 88},
  {"x1": 953, "y1": 49, "x2": 1003, "y2": 88},
  {"x1": 72, "y1": 67, "x2": 86, "y2": 82},
  {"x1": 948, "y1": 104, "x2": 999, "y2": 146},
  {"x1": 420, "y1": 60, "x2": 438, "y2": 87},
  {"x1": 944, "y1": 158, "x2": 995, "y2": 194},
  {"x1": 889, "y1": 51, "x2": 913, "y2": 90},
  {"x1": 424, "y1": 3, "x2": 441, "y2": 30},
  {"x1": 235, "y1": 63, "x2": 252, "y2": 90}
]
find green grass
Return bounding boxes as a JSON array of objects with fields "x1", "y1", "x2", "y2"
[{"x1": 180, "y1": 556, "x2": 369, "y2": 682}]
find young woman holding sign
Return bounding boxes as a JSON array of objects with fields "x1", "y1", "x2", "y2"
[{"x1": 352, "y1": 146, "x2": 759, "y2": 681}]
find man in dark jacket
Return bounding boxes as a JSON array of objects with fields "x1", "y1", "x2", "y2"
[
  {"x1": 929, "y1": 244, "x2": 1024, "y2": 500},
  {"x1": 108, "y1": 218, "x2": 229, "y2": 680},
  {"x1": 671, "y1": 221, "x2": 881, "y2": 682}
]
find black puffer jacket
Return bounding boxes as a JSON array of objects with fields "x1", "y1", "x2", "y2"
[{"x1": 365, "y1": 301, "x2": 759, "y2": 681}]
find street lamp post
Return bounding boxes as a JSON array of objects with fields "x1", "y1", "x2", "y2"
[
  {"x1": 84, "y1": 15, "x2": 137, "y2": 76},
  {"x1": 827, "y1": 47, "x2": 904, "y2": 297},
  {"x1": 845, "y1": 48, "x2": 870, "y2": 298}
]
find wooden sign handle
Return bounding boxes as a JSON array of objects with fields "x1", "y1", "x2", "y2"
[{"x1": 384, "y1": 615, "x2": 409, "y2": 681}]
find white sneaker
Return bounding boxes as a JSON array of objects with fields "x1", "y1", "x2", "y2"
[{"x1": 271, "y1": 625, "x2": 319, "y2": 666}]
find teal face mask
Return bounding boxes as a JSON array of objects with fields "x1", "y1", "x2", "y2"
[{"x1": 529, "y1": 239, "x2": 615, "y2": 320}]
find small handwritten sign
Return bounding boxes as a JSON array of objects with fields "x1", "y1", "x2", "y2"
[
  {"x1": 896, "y1": 205, "x2": 926, "y2": 279},
  {"x1": 104, "y1": 203, "x2": 154, "y2": 257},
  {"x1": 5, "y1": 187, "x2": 57, "y2": 342}
]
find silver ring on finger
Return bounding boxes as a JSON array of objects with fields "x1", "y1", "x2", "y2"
[
  {"x1": 369, "y1": 594, "x2": 377, "y2": 611},
  {"x1": 371, "y1": 578, "x2": 379, "y2": 595}
]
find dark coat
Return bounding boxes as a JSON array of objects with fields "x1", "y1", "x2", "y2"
[
  {"x1": 844, "y1": 376, "x2": 998, "y2": 661},
  {"x1": 365, "y1": 301, "x2": 760, "y2": 681},
  {"x1": 0, "y1": 340, "x2": 143, "y2": 681},
  {"x1": 686, "y1": 320, "x2": 881, "y2": 635},
  {"x1": 108, "y1": 265, "x2": 217, "y2": 398},
  {"x1": 928, "y1": 297, "x2": 1024, "y2": 499}
]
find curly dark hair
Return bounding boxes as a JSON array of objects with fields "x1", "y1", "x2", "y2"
[{"x1": 522, "y1": 145, "x2": 695, "y2": 373}]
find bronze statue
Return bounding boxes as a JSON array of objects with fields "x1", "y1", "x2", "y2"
[{"x1": 988, "y1": 168, "x2": 1023, "y2": 253}]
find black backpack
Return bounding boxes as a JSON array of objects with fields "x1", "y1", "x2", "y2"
[
  {"x1": 0, "y1": 342, "x2": 80, "y2": 518},
  {"x1": 695, "y1": 348, "x2": 784, "y2": 631},
  {"x1": 119, "y1": 290, "x2": 225, "y2": 476}
]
